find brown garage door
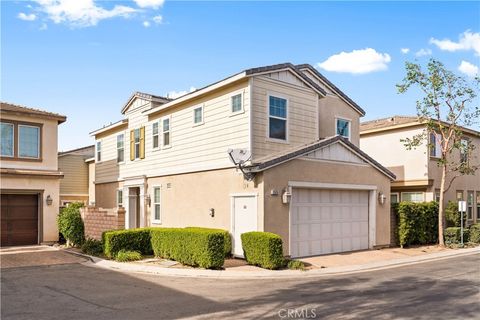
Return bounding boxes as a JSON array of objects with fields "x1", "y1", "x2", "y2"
[{"x1": 1, "y1": 194, "x2": 39, "y2": 246}]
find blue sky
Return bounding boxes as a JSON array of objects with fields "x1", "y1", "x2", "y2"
[{"x1": 2, "y1": 1, "x2": 479, "y2": 151}]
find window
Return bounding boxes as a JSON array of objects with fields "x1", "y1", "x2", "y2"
[
  {"x1": 460, "y1": 139, "x2": 469, "y2": 164},
  {"x1": 0, "y1": 122, "x2": 14, "y2": 157},
  {"x1": 152, "y1": 187, "x2": 161, "y2": 223},
  {"x1": 401, "y1": 192, "x2": 424, "y2": 203},
  {"x1": 129, "y1": 127, "x2": 144, "y2": 161},
  {"x1": 134, "y1": 128, "x2": 141, "y2": 159},
  {"x1": 96, "y1": 141, "x2": 102, "y2": 162},
  {"x1": 268, "y1": 96, "x2": 287, "y2": 141},
  {"x1": 476, "y1": 191, "x2": 480, "y2": 220},
  {"x1": 18, "y1": 125, "x2": 40, "y2": 158},
  {"x1": 391, "y1": 193, "x2": 399, "y2": 203},
  {"x1": 467, "y1": 191, "x2": 474, "y2": 220},
  {"x1": 117, "y1": 134, "x2": 124, "y2": 163},
  {"x1": 429, "y1": 132, "x2": 442, "y2": 158},
  {"x1": 152, "y1": 122, "x2": 159, "y2": 149},
  {"x1": 193, "y1": 106, "x2": 203, "y2": 125},
  {"x1": 456, "y1": 190, "x2": 464, "y2": 201},
  {"x1": 162, "y1": 117, "x2": 170, "y2": 147},
  {"x1": 231, "y1": 94, "x2": 243, "y2": 113},
  {"x1": 435, "y1": 189, "x2": 441, "y2": 203},
  {"x1": 336, "y1": 118, "x2": 351, "y2": 140},
  {"x1": 117, "y1": 189, "x2": 123, "y2": 207}
]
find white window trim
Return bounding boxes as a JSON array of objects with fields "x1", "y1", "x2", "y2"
[
  {"x1": 152, "y1": 121, "x2": 160, "y2": 150},
  {"x1": 117, "y1": 133, "x2": 125, "y2": 164},
  {"x1": 17, "y1": 124, "x2": 40, "y2": 159},
  {"x1": 401, "y1": 192, "x2": 425, "y2": 203},
  {"x1": 0, "y1": 122, "x2": 14, "y2": 158},
  {"x1": 230, "y1": 91, "x2": 245, "y2": 116},
  {"x1": 117, "y1": 189, "x2": 123, "y2": 207},
  {"x1": 96, "y1": 140, "x2": 102, "y2": 163},
  {"x1": 192, "y1": 105, "x2": 204, "y2": 127},
  {"x1": 267, "y1": 93, "x2": 289, "y2": 144},
  {"x1": 162, "y1": 116, "x2": 172, "y2": 149},
  {"x1": 429, "y1": 132, "x2": 442, "y2": 159},
  {"x1": 335, "y1": 117, "x2": 351, "y2": 141},
  {"x1": 133, "y1": 128, "x2": 141, "y2": 160},
  {"x1": 151, "y1": 185, "x2": 162, "y2": 224}
]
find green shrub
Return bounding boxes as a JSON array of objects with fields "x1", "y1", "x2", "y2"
[
  {"x1": 115, "y1": 250, "x2": 142, "y2": 262},
  {"x1": 241, "y1": 231, "x2": 285, "y2": 270},
  {"x1": 186, "y1": 227, "x2": 232, "y2": 257},
  {"x1": 151, "y1": 228, "x2": 225, "y2": 269},
  {"x1": 287, "y1": 259, "x2": 306, "y2": 271},
  {"x1": 397, "y1": 201, "x2": 438, "y2": 247},
  {"x1": 444, "y1": 227, "x2": 470, "y2": 245},
  {"x1": 445, "y1": 201, "x2": 467, "y2": 227},
  {"x1": 102, "y1": 229, "x2": 152, "y2": 258},
  {"x1": 468, "y1": 224, "x2": 480, "y2": 243},
  {"x1": 81, "y1": 238, "x2": 103, "y2": 256},
  {"x1": 57, "y1": 202, "x2": 85, "y2": 247}
]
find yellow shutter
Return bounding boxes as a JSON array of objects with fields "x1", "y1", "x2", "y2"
[
  {"x1": 130, "y1": 130, "x2": 135, "y2": 161},
  {"x1": 140, "y1": 126, "x2": 145, "y2": 159}
]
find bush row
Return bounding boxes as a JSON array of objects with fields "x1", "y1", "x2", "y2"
[
  {"x1": 444, "y1": 224, "x2": 480, "y2": 245},
  {"x1": 396, "y1": 201, "x2": 438, "y2": 247},
  {"x1": 241, "y1": 231, "x2": 285, "y2": 269},
  {"x1": 102, "y1": 228, "x2": 153, "y2": 258}
]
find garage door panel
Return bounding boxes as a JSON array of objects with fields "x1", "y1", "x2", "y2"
[
  {"x1": 291, "y1": 188, "x2": 369, "y2": 257},
  {"x1": 1, "y1": 194, "x2": 38, "y2": 247}
]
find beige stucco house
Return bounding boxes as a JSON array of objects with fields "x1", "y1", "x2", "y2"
[
  {"x1": 58, "y1": 145, "x2": 94, "y2": 206},
  {"x1": 90, "y1": 63, "x2": 395, "y2": 258},
  {"x1": 360, "y1": 116, "x2": 480, "y2": 224},
  {"x1": 1, "y1": 102, "x2": 66, "y2": 246}
]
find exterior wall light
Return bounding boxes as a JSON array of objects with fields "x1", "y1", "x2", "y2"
[
  {"x1": 46, "y1": 195, "x2": 53, "y2": 206},
  {"x1": 145, "y1": 194, "x2": 151, "y2": 207},
  {"x1": 209, "y1": 208, "x2": 215, "y2": 217},
  {"x1": 282, "y1": 190, "x2": 291, "y2": 204},
  {"x1": 378, "y1": 192, "x2": 386, "y2": 205}
]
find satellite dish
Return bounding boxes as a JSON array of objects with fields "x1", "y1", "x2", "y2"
[{"x1": 227, "y1": 148, "x2": 252, "y2": 165}]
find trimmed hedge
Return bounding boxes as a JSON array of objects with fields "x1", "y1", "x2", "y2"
[
  {"x1": 115, "y1": 250, "x2": 142, "y2": 262},
  {"x1": 102, "y1": 229, "x2": 152, "y2": 258},
  {"x1": 81, "y1": 238, "x2": 103, "y2": 256},
  {"x1": 150, "y1": 228, "x2": 225, "y2": 269},
  {"x1": 468, "y1": 224, "x2": 480, "y2": 243},
  {"x1": 445, "y1": 201, "x2": 467, "y2": 227},
  {"x1": 444, "y1": 227, "x2": 470, "y2": 245},
  {"x1": 397, "y1": 201, "x2": 438, "y2": 247},
  {"x1": 57, "y1": 202, "x2": 85, "y2": 247},
  {"x1": 186, "y1": 227, "x2": 232, "y2": 257},
  {"x1": 241, "y1": 231, "x2": 285, "y2": 270}
]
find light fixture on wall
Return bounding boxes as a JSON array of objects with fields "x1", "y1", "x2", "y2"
[
  {"x1": 46, "y1": 195, "x2": 53, "y2": 206},
  {"x1": 209, "y1": 208, "x2": 215, "y2": 217},
  {"x1": 145, "y1": 194, "x2": 151, "y2": 207},
  {"x1": 378, "y1": 192, "x2": 386, "y2": 205},
  {"x1": 282, "y1": 189, "x2": 291, "y2": 204}
]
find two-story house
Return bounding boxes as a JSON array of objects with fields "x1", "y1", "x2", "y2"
[
  {"x1": 360, "y1": 116, "x2": 480, "y2": 224},
  {"x1": 1, "y1": 102, "x2": 66, "y2": 246},
  {"x1": 91, "y1": 63, "x2": 395, "y2": 258}
]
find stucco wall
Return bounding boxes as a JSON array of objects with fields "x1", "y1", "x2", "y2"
[{"x1": 262, "y1": 159, "x2": 392, "y2": 254}]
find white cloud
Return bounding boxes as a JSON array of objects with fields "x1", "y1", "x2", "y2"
[
  {"x1": 143, "y1": 20, "x2": 150, "y2": 27},
  {"x1": 33, "y1": 0, "x2": 139, "y2": 27},
  {"x1": 152, "y1": 15, "x2": 163, "y2": 24},
  {"x1": 18, "y1": 12, "x2": 37, "y2": 21},
  {"x1": 430, "y1": 30, "x2": 480, "y2": 56},
  {"x1": 458, "y1": 60, "x2": 479, "y2": 77},
  {"x1": 400, "y1": 48, "x2": 410, "y2": 54},
  {"x1": 134, "y1": 0, "x2": 164, "y2": 9},
  {"x1": 166, "y1": 87, "x2": 196, "y2": 99},
  {"x1": 317, "y1": 48, "x2": 391, "y2": 74},
  {"x1": 415, "y1": 48, "x2": 432, "y2": 57}
]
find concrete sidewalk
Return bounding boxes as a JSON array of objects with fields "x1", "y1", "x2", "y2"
[{"x1": 65, "y1": 246, "x2": 480, "y2": 279}]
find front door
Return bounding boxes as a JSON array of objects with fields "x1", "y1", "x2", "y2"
[
  {"x1": 232, "y1": 195, "x2": 257, "y2": 257},
  {"x1": 128, "y1": 187, "x2": 140, "y2": 228}
]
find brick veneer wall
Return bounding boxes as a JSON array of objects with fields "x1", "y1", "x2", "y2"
[{"x1": 80, "y1": 206, "x2": 125, "y2": 240}]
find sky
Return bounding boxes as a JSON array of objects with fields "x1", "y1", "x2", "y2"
[{"x1": 1, "y1": 1, "x2": 479, "y2": 151}]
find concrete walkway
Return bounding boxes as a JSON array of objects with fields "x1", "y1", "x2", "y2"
[{"x1": 64, "y1": 246, "x2": 480, "y2": 279}]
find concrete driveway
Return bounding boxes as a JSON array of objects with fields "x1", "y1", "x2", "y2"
[
  {"x1": 0, "y1": 245, "x2": 87, "y2": 269},
  {"x1": 1, "y1": 248, "x2": 479, "y2": 319}
]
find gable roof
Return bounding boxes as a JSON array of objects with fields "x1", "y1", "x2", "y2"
[
  {"x1": 121, "y1": 91, "x2": 172, "y2": 114},
  {"x1": 58, "y1": 145, "x2": 94, "y2": 157},
  {"x1": 295, "y1": 64, "x2": 366, "y2": 116},
  {"x1": 1, "y1": 102, "x2": 66, "y2": 123},
  {"x1": 248, "y1": 135, "x2": 396, "y2": 180}
]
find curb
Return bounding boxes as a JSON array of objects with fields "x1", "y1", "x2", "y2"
[{"x1": 63, "y1": 246, "x2": 480, "y2": 279}]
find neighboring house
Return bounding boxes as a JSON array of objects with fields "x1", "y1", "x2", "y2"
[
  {"x1": 360, "y1": 116, "x2": 480, "y2": 224},
  {"x1": 0, "y1": 102, "x2": 66, "y2": 246},
  {"x1": 90, "y1": 63, "x2": 395, "y2": 258},
  {"x1": 58, "y1": 145, "x2": 94, "y2": 206}
]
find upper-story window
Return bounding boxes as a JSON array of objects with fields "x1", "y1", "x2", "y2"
[
  {"x1": 152, "y1": 122, "x2": 159, "y2": 149},
  {"x1": 460, "y1": 139, "x2": 469, "y2": 164},
  {"x1": 429, "y1": 132, "x2": 442, "y2": 158},
  {"x1": 336, "y1": 118, "x2": 351, "y2": 140},
  {"x1": 268, "y1": 96, "x2": 287, "y2": 141},
  {"x1": 134, "y1": 129, "x2": 141, "y2": 159},
  {"x1": 231, "y1": 94, "x2": 243, "y2": 113},
  {"x1": 129, "y1": 127, "x2": 145, "y2": 160},
  {"x1": 162, "y1": 117, "x2": 171, "y2": 147},
  {"x1": 117, "y1": 134, "x2": 124, "y2": 163},
  {"x1": 96, "y1": 141, "x2": 102, "y2": 162},
  {"x1": 193, "y1": 106, "x2": 203, "y2": 125},
  {"x1": 1, "y1": 121, "x2": 41, "y2": 160}
]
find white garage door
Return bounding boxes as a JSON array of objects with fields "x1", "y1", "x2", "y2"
[{"x1": 290, "y1": 188, "x2": 369, "y2": 257}]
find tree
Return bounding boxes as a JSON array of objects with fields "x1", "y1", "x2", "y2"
[{"x1": 397, "y1": 59, "x2": 479, "y2": 246}]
